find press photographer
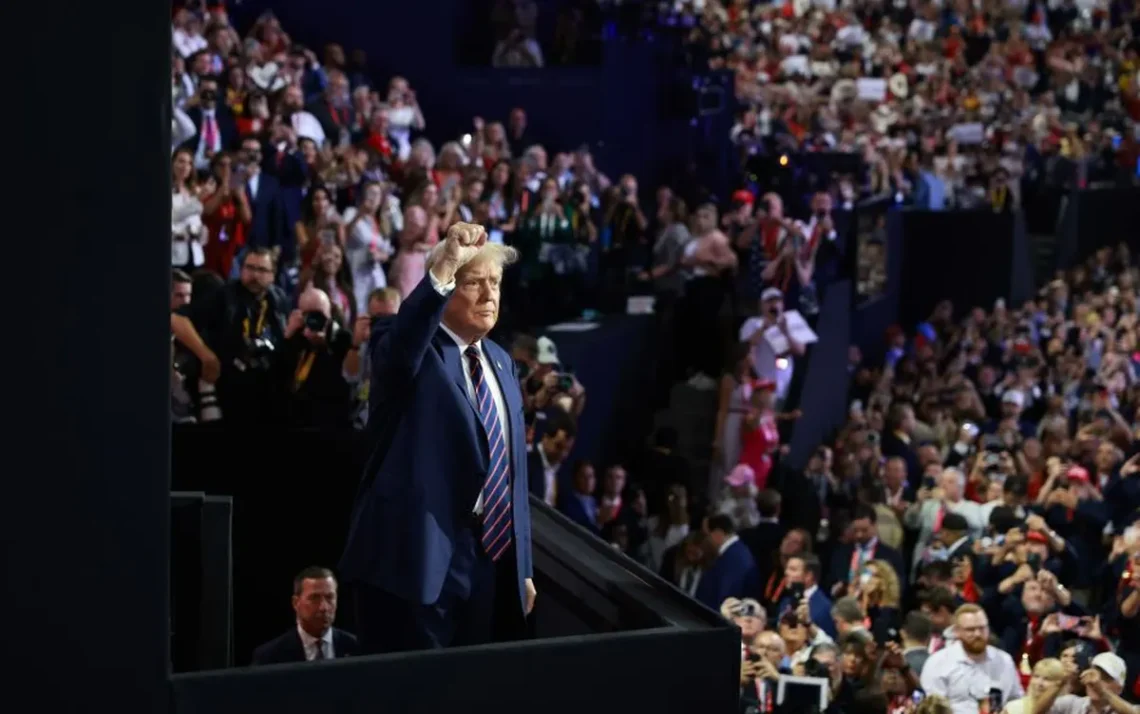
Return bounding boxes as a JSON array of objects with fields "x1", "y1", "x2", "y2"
[
  {"x1": 170, "y1": 269, "x2": 221, "y2": 423},
  {"x1": 193, "y1": 247, "x2": 289, "y2": 424},
  {"x1": 282, "y1": 287, "x2": 353, "y2": 429},
  {"x1": 516, "y1": 335, "x2": 586, "y2": 424}
]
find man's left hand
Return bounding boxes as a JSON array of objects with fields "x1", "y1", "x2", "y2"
[{"x1": 525, "y1": 578, "x2": 537, "y2": 615}]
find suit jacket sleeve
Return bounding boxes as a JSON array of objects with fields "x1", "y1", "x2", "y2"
[{"x1": 371, "y1": 274, "x2": 448, "y2": 391}]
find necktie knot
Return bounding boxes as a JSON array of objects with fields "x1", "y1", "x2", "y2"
[{"x1": 464, "y1": 345, "x2": 480, "y2": 361}]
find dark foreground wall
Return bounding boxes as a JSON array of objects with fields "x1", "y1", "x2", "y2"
[{"x1": 15, "y1": 1, "x2": 173, "y2": 712}]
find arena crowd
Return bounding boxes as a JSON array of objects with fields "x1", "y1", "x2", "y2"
[{"x1": 167, "y1": 2, "x2": 1139, "y2": 713}]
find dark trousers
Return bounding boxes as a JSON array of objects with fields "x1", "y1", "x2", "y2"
[{"x1": 354, "y1": 531, "x2": 526, "y2": 654}]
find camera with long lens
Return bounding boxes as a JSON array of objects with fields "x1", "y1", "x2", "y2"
[{"x1": 241, "y1": 336, "x2": 276, "y2": 371}]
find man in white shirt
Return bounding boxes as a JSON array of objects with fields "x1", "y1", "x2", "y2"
[
  {"x1": 738, "y1": 288, "x2": 805, "y2": 406},
  {"x1": 920, "y1": 605, "x2": 1023, "y2": 714}
]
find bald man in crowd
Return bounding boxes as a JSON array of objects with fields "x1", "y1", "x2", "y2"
[{"x1": 281, "y1": 286, "x2": 354, "y2": 428}]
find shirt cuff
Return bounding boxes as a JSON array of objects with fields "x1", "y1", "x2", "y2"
[{"x1": 428, "y1": 269, "x2": 455, "y2": 296}]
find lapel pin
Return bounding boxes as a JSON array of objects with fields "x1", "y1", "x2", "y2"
[{"x1": 496, "y1": 361, "x2": 502, "y2": 370}]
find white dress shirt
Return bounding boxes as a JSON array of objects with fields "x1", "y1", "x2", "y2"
[
  {"x1": 194, "y1": 109, "x2": 224, "y2": 170},
  {"x1": 919, "y1": 641, "x2": 1023, "y2": 714},
  {"x1": 738, "y1": 317, "x2": 794, "y2": 402},
  {"x1": 718, "y1": 533, "x2": 741, "y2": 556},
  {"x1": 430, "y1": 271, "x2": 511, "y2": 516},
  {"x1": 297, "y1": 624, "x2": 334, "y2": 661},
  {"x1": 537, "y1": 442, "x2": 558, "y2": 507}
]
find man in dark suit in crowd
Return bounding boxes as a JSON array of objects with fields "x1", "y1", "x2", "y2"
[
  {"x1": 180, "y1": 75, "x2": 238, "y2": 169},
  {"x1": 695, "y1": 515, "x2": 761, "y2": 611},
  {"x1": 776, "y1": 553, "x2": 836, "y2": 638},
  {"x1": 238, "y1": 137, "x2": 287, "y2": 254},
  {"x1": 339, "y1": 223, "x2": 536, "y2": 652},
  {"x1": 251, "y1": 567, "x2": 359, "y2": 665},
  {"x1": 527, "y1": 407, "x2": 576, "y2": 507},
  {"x1": 881, "y1": 402, "x2": 922, "y2": 491},
  {"x1": 558, "y1": 461, "x2": 601, "y2": 535},
  {"x1": 826, "y1": 503, "x2": 907, "y2": 597},
  {"x1": 740, "y1": 489, "x2": 786, "y2": 586}
]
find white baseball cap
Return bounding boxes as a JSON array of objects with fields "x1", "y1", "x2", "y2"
[
  {"x1": 536, "y1": 336, "x2": 560, "y2": 365},
  {"x1": 1092, "y1": 652, "x2": 1127, "y2": 688}
]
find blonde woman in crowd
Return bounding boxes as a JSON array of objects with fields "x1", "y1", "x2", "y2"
[{"x1": 1002, "y1": 658, "x2": 1065, "y2": 714}]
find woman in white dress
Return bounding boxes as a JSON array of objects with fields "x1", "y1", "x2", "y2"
[
  {"x1": 171, "y1": 148, "x2": 206, "y2": 270},
  {"x1": 342, "y1": 182, "x2": 395, "y2": 314}
]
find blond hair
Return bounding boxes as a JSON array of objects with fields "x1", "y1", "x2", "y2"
[
  {"x1": 867, "y1": 559, "x2": 901, "y2": 608},
  {"x1": 425, "y1": 240, "x2": 519, "y2": 276},
  {"x1": 914, "y1": 695, "x2": 953, "y2": 714}
]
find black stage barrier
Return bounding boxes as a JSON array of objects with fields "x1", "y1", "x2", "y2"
[
  {"x1": 543, "y1": 314, "x2": 657, "y2": 469},
  {"x1": 171, "y1": 492, "x2": 235, "y2": 672},
  {"x1": 1055, "y1": 185, "x2": 1140, "y2": 270},
  {"x1": 896, "y1": 210, "x2": 1030, "y2": 330},
  {"x1": 169, "y1": 492, "x2": 741, "y2": 714}
]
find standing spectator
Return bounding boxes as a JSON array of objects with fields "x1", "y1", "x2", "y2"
[
  {"x1": 182, "y1": 75, "x2": 237, "y2": 171},
  {"x1": 710, "y1": 344, "x2": 755, "y2": 501},
  {"x1": 738, "y1": 287, "x2": 805, "y2": 407},
  {"x1": 559, "y1": 460, "x2": 601, "y2": 535},
  {"x1": 171, "y1": 148, "x2": 206, "y2": 271},
  {"x1": 526, "y1": 407, "x2": 576, "y2": 507},
  {"x1": 239, "y1": 137, "x2": 287, "y2": 256},
  {"x1": 295, "y1": 185, "x2": 344, "y2": 273},
  {"x1": 679, "y1": 203, "x2": 737, "y2": 382},
  {"x1": 201, "y1": 152, "x2": 252, "y2": 278},
  {"x1": 302, "y1": 243, "x2": 355, "y2": 325},
  {"x1": 388, "y1": 205, "x2": 435, "y2": 300},
  {"x1": 342, "y1": 181, "x2": 395, "y2": 314},
  {"x1": 920, "y1": 605, "x2": 1024, "y2": 712},
  {"x1": 382, "y1": 76, "x2": 425, "y2": 162},
  {"x1": 694, "y1": 514, "x2": 761, "y2": 612},
  {"x1": 646, "y1": 484, "x2": 691, "y2": 574}
]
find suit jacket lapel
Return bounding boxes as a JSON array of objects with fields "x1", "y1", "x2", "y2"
[
  {"x1": 290, "y1": 630, "x2": 306, "y2": 661},
  {"x1": 436, "y1": 333, "x2": 487, "y2": 443}
]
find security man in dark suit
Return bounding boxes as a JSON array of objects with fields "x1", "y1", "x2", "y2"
[{"x1": 251, "y1": 567, "x2": 359, "y2": 665}]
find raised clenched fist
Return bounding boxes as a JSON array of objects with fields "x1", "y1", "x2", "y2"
[{"x1": 432, "y1": 222, "x2": 487, "y2": 283}]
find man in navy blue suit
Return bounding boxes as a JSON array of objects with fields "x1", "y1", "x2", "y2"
[
  {"x1": 776, "y1": 553, "x2": 836, "y2": 638},
  {"x1": 695, "y1": 514, "x2": 761, "y2": 611},
  {"x1": 339, "y1": 222, "x2": 536, "y2": 652},
  {"x1": 824, "y1": 504, "x2": 907, "y2": 597}
]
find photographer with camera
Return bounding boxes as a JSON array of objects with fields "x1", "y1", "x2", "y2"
[
  {"x1": 170, "y1": 270, "x2": 221, "y2": 423},
  {"x1": 739, "y1": 287, "x2": 805, "y2": 409},
  {"x1": 520, "y1": 335, "x2": 586, "y2": 424},
  {"x1": 281, "y1": 286, "x2": 354, "y2": 428},
  {"x1": 194, "y1": 247, "x2": 289, "y2": 425}
]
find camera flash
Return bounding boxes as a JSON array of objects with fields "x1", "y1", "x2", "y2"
[{"x1": 776, "y1": 357, "x2": 789, "y2": 370}]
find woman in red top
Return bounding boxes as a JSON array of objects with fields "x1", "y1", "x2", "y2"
[
  {"x1": 201, "y1": 152, "x2": 252, "y2": 278},
  {"x1": 738, "y1": 380, "x2": 800, "y2": 489}
]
